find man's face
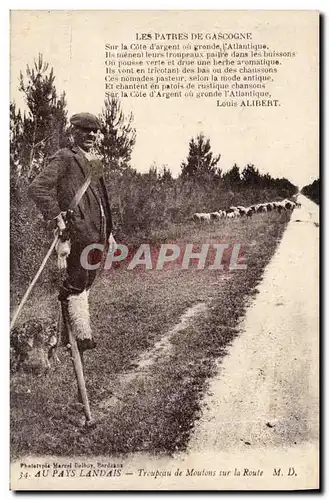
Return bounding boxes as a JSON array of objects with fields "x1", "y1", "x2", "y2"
[{"x1": 72, "y1": 127, "x2": 98, "y2": 152}]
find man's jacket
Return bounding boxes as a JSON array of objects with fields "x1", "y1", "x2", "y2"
[{"x1": 28, "y1": 146, "x2": 113, "y2": 246}]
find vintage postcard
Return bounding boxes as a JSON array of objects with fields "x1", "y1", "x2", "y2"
[{"x1": 10, "y1": 10, "x2": 319, "y2": 490}]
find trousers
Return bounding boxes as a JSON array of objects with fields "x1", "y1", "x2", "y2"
[
  {"x1": 58, "y1": 242, "x2": 104, "y2": 344},
  {"x1": 58, "y1": 242, "x2": 104, "y2": 301}
]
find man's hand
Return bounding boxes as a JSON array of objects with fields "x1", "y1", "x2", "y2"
[
  {"x1": 108, "y1": 233, "x2": 118, "y2": 254},
  {"x1": 54, "y1": 210, "x2": 75, "y2": 234},
  {"x1": 55, "y1": 212, "x2": 67, "y2": 232},
  {"x1": 55, "y1": 238, "x2": 71, "y2": 270}
]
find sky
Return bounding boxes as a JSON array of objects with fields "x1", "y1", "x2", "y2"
[{"x1": 10, "y1": 10, "x2": 319, "y2": 189}]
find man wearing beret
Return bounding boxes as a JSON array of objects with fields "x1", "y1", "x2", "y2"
[{"x1": 29, "y1": 112, "x2": 116, "y2": 351}]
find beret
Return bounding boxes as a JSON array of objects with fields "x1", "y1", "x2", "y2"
[{"x1": 70, "y1": 112, "x2": 101, "y2": 131}]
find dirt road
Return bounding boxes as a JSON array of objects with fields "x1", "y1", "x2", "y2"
[{"x1": 185, "y1": 194, "x2": 319, "y2": 486}]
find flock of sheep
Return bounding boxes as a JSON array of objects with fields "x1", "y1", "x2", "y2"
[{"x1": 193, "y1": 198, "x2": 301, "y2": 223}]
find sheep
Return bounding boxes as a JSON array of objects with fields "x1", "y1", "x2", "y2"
[
  {"x1": 256, "y1": 204, "x2": 267, "y2": 213},
  {"x1": 193, "y1": 212, "x2": 210, "y2": 223},
  {"x1": 210, "y1": 211, "x2": 222, "y2": 221},
  {"x1": 226, "y1": 208, "x2": 240, "y2": 217},
  {"x1": 274, "y1": 201, "x2": 287, "y2": 212},
  {"x1": 193, "y1": 213, "x2": 202, "y2": 222},
  {"x1": 283, "y1": 199, "x2": 296, "y2": 210},
  {"x1": 237, "y1": 206, "x2": 248, "y2": 216},
  {"x1": 192, "y1": 197, "x2": 298, "y2": 224},
  {"x1": 194, "y1": 212, "x2": 211, "y2": 223}
]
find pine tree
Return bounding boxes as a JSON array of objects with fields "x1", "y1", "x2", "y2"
[
  {"x1": 241, "y1": 164, "x2": 261, "y2": 185},
  {"x1": 18, "y1": 53, "x2": 68, "y2": 180},
  {"x1": 98, "y1": 96, "x2": 136, "y2": 173},
  {"x1": 160, "y1": 165, "x2": 174, "y2": 184},
  {"x1": 10, "y1": 103, "x2": 23, "y2": 162},
  {"x1": 222, "y1": 163, "x2": 241, "y2": 186},
  {"x1": 180, "y1": 133, "x2": 221, "y2": 181},
  {"x1": 10, "y1": 102, "x2": 24, "y2": 186}
]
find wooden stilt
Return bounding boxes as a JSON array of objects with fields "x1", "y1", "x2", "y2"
[{"x1": 61, "y1": 302, "x2": 93, "y2": 426}]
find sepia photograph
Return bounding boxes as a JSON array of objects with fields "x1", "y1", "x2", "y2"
[{"x1": 9, "y1": 9, "x2": 319, "y2": 490}]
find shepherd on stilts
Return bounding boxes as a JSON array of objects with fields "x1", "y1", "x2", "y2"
[{"x1": 28, "y1": 112, "x2": 117, "y2": 426}]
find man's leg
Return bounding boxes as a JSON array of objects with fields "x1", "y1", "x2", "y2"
[{"x1": 59, "y1": 244, "x2": 98, "y2": 351}]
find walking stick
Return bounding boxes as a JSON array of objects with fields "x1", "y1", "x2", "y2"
[
  {"x1": 61, "y1": 302, "x2": 94, "y2": 427},
  {"x1": 10, "y1": 230, "x2": 60, "y2": 330}
]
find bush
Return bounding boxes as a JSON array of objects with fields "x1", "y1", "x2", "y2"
[{"x1": 301, "y1": 179, "x2": 320, "y2": 205}]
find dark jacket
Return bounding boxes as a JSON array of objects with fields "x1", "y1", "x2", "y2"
[{"x1": 28, "y1": 146, "x2": 113, "y2": 246}]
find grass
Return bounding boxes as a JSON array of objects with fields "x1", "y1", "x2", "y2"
[{"x1": 10, "y1": 211, "x2": 290, "y2": 458}]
